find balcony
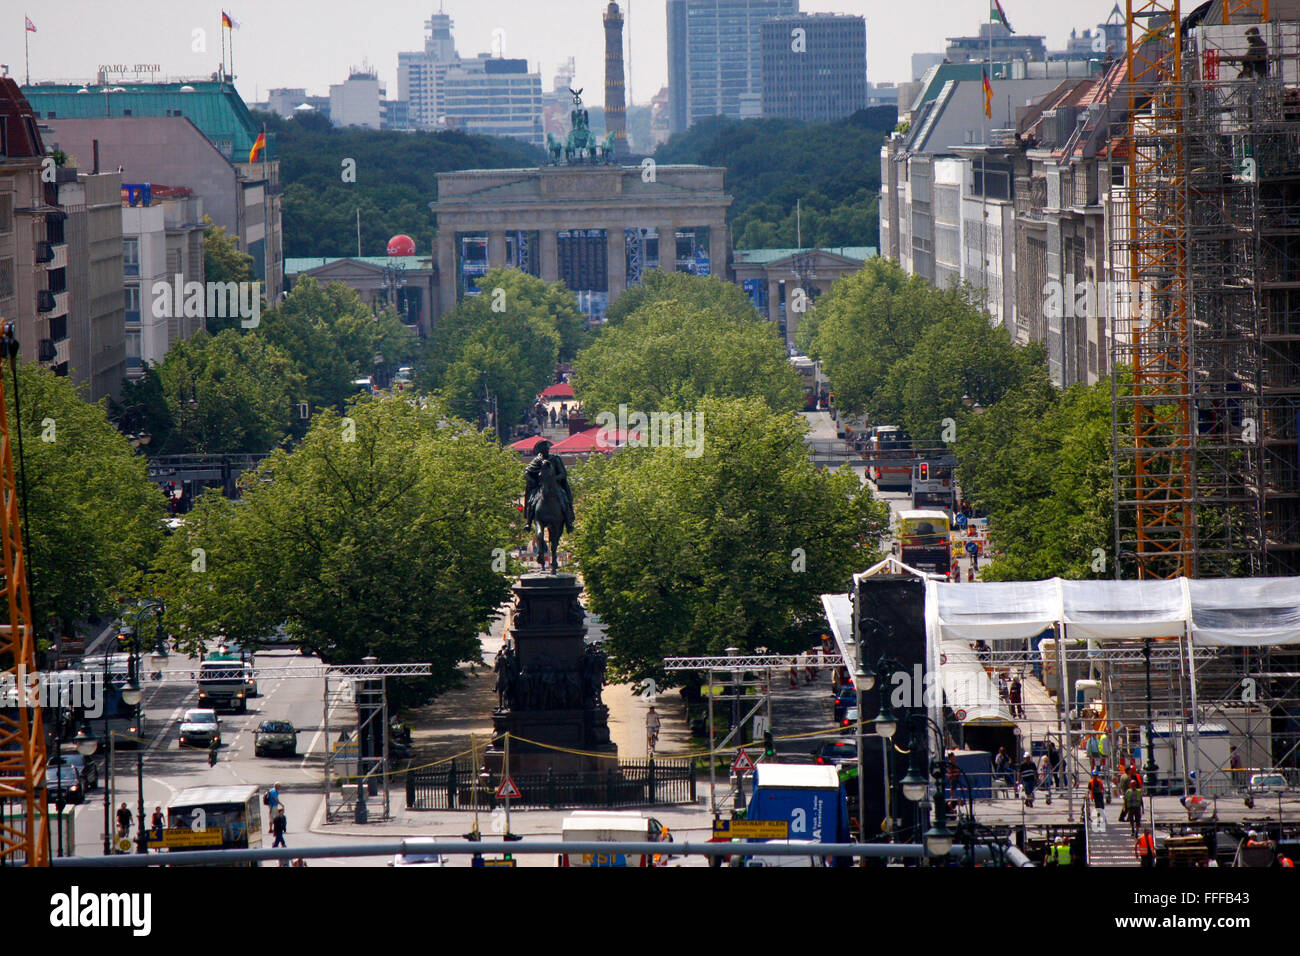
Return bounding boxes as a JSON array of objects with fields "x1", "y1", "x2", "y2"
[
  {"x1": 36, "y1": 290, "x2": 68, "y2": 316},
  {"x1": 35, "y1": 241, "x2": 54, "y2": 263}
]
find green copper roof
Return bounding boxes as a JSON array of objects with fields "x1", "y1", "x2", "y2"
[
  {"x1": 734, "y1": 246, "x2": 877, "y2": 264},
  {"x1": 285, "y1": 256, "x2": 432, "y2": 274},
  {"x1": 22, "y1": 80, "x2": 266, "y2": 162}
]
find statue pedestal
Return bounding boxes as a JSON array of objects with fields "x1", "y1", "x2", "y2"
[{"x1": 486, "y1": 573, "x2": 618, "y2": 777}]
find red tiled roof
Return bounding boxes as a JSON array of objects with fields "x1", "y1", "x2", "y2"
[
  {"x1": 540, "y1": 383, "x2": 575, "y2": 399},
  {"x1": 550, "y1": 426, "x2": 643, "y2": 455}
]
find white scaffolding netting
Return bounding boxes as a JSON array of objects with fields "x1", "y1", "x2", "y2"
[{"x1": 925, "y1": 577, "x2": 1300, "y2": 645}]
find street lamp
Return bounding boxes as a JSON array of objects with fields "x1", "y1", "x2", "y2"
[{"x1": 1143, "y1": 638, "x2": 1159, "y2": 792}]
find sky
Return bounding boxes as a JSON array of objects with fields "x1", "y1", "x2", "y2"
[{"x1": 6, "y1": 1, "x2": 1123, "y2": 106}]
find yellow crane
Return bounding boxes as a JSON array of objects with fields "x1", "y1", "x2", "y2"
[{"x1": 0, "y1": 323, "x2": 48, "y2": 866}]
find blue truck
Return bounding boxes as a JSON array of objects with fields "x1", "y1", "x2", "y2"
[{"x1": 744, "y1": 764, "x2": 852, "y2": 865}]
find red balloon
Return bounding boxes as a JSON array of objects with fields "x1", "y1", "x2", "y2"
[{"x1": 386, "y1": 234, "x2": 416, "y2": 256}]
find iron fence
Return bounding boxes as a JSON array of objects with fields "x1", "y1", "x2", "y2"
[{"x1": 406, "y1": 758, "x2": 697, "y2": 811}]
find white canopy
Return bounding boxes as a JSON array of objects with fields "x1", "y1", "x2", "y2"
[{"x1": 925, "y1": 576, "x2": 1300, "y2": 646}]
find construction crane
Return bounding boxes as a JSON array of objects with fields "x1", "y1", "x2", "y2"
[{"x1": 0, "y1": 323, "x2": 47, "y2": 866}]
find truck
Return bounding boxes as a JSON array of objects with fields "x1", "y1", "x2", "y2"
[
  {"x1": 744, "y1": 764, "x2": 852, "y2": 866},
  {"x1": 196, "y1": 660, "x2": 248, "y2": 713},
  {"x1": 556, "y1": 810, "x2": 671, "y2": 867}
]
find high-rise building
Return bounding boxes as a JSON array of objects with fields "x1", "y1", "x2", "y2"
[
  {"x1": 666, "y1": 0, "x2": 800, "y2": 134},
  {"x1": 760, "y1": 13, "x2": 867, "y2": 122},
  {"x1": 330, "y1": 70, "x2": 385, "y2": 129},
  {"x1": 397, "y1": 13, "x2": 543, "y2": 143},
  {"x1": 945, "y1": 23, "x2": 1046, "y2": 64}
]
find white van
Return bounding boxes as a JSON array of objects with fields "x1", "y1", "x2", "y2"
[
  {"x1": 557, "y1": 810, "x2": 671, "y2": 867},
  {"x1": 734, "y1": 839, "x2": 827, "y2": 867}
]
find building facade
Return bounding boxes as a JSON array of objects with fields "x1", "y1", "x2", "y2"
[
  {"x1": 283, "y1": 256, "x2": 435, "y2": 335},
  {"x1": 760, "y1": 13, "x2": 867, "y2": 122},
  {"x1": 57, "y1": 169, "x2": 127, "y2": 401},
  {"x1": 329, "y1": 71, "x2": 385, "y2": 129},
  {"x1": 24, "y1": 80, "x2": 283, "y2": 297},
  {"x1": 430, "y1": 164, "x2": 731, "y2": 322},
  {"x1": 732, "y1": 246, "x2": 874, "y2": 347},
  {"x1": 666, "y1": 0, "x2": 800, "y2": 133}
]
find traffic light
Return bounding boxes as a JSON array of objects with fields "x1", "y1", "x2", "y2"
[
  {"x1": 763, "y1": 731, "x2": 775, "y2": 759},
  {"x1": 919, "y1": 462, "x2": 929, "y2": 481}
]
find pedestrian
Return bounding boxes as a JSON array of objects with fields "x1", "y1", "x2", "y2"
[
  {"x1": 1047, "y1": 740, "x2": 1064, "y2": 790},
  {"x1": 1135, "y1": 828, "x2": 1156, "y2": 868},
  {"x1": 116, "y1": 802, "x2": 133, "y2": 840},
  {"x1": 1087, "y1": 733, "x2": 1102, "y2": 772},
  {"x1": 1048, "y1": 836, "x2": 1071, "y2": 867},
  {"x1": 271, "y1": 806, "x2": 287, "y2": 848},
  {"x1": 1181, "y1": 791, "x2": 1207, "y2": 822},
  {"x1": 994, "y1": 746, "x2": 1012, "y2": 787},
  {"x1": 1088, "y1": 772, "x2": 1107, "y2": 830},
  {"x1": 1008, "y1": 674, "x2": 1024, "y2": 718},
  {"x1": 1038, "y1": 751, "x2": 1053, "y2": 804},
  {"x1": 1020, "y1": 753, "x2": 1037, "y2": 807},
  {"x1": 1124, "y1": 779, "x2": 1144, "y2": 837},
  {"x1": 150, "y1": 805, "x2": 164, "y2": 839},
  {"x1": 266, "y1": 781, "x2": 281, "y2": 829},
  {"x1": 1228, "y1": 745, "x2": 1243, "y2": 783}
]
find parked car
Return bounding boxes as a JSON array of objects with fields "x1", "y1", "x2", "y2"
[
  {"x1": 178, "y1": 709, "x2": 220, "y2": 748},
  {"x1": 840, "y1": 706, "x2": 859, "y2": 730},
  {"x1": 45, "y1": 764, "x2": 85, "y2": 805},
  {"x1": 254, "y1": 720, "x2": 298, "y2": 757},
  {"x1": 60, "y1": 752, "x2": 98, "y2": 791},
  {"x1": 832, "y1": 689, "x2": 857, "y2": 723}
]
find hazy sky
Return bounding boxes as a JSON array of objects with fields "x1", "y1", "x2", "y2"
[{"x1": 7, "y1": 1, "x2": 1123, "y2": 105}]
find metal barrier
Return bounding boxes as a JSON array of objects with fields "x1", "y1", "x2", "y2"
[
  {"x1": 405, "y1": 758, "x2": 697, "y2": 811},
  {"x1": 50, "y1": 838, "x2": 1033, "y2": 867}
]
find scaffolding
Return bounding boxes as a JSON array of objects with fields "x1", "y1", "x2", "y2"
[{"x1": 1113, "y1": 3, "x2": 1300, "y2": 578}]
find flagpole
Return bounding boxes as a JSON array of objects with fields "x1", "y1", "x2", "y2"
[
  {"x1": 25, "y1": 15, "x2": 30, "y2": 86},
  {"x1": 229, "y1": 18, "x2": 235, "y2": 82},
  {"x1": 221, "y1": 20, "x2": 227, "y2": 81}
]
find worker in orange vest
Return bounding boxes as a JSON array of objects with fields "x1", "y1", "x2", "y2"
[{"x1": 1135, "y1": 828, "x2": 1156, "y2": 868}]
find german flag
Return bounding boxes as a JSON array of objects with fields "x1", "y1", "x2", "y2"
[
  {"x1": 982, "y1": 70, "x2": 994, "y2": 120},
  {"x1": 249, "y1": 131, "x2": 266, "y2": 163},
  {"x1": 221, "y1": 11, "x2": 234, "y2": 29}
]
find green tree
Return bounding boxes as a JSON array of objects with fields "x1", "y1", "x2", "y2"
[
  {"x1": 153, "y1": 396, "x2": 520, "y2": 693},
  {"x1": 957, "y1": 379, "x2": 1114, "y2": 581},
  {"x1": 110, "y1": 365, "x2": 173, "y2": 446},
  {"x1": 156, "y1": 330, "x2": 303, "y2": 454},
  {"x1": 604, "y1": 270, "x2": 762, "y2": 325},
  {"x1": 419, "y1": 269, "x2": 585, "y2": 390},
  {"x1": 801, "y1": 258, "x2": 968, "y2": 415},
  {"x1": 440, "y1": 314, "x2": 560, "y2": 429},
  {"x1": 202, "y1": 217, "x2": 256, "y2": 335},
  {"x1": 873, "y1": 310, "x2": 1049, "y2": 444},
  {"x1": 573, "y1": 398, "x2": 890, "y2": 681},
  {"x1": 573, "y1": 299, "x2": 801, "y2": 415},
  {"x1": 5, "y1": 365, "x2": 164, "y2": 635}
]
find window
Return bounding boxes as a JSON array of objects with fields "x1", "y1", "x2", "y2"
[
  {"x1": 124, "y1": 285, "x2": 140, "y2": 316},
  {"x1": 0, "y1": 257, "x2": 13, "y2": 301},
  {"x1": 0, "y1": 194, "x2": 11, "y2": 234},
  {"x1": 123, "y1": 238, "x2": 140, "y2": 276}
]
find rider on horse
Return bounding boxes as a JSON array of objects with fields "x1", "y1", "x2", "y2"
[{"x1": 523, "y1": 439, "x2": 575, "y2": 568}]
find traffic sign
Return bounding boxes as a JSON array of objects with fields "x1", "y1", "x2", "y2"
[
  {"x1": 482, "y1": 858, "x2": 517, "y2": 867},
  {"x1": 712, "y1": 819, "x2": 790, "y2": 839},
  {"x1": 965, "y1": 541, "x2": 979, "y2": 557},
  {"x1": 954, "y1": 513, "x2": 968, "y2": 529},
  {"x1": 731, "y1": 749, "x2": 755, "y2": 773},
  {"x1": 496, "y1": 776, "x2": 522, "y2": 800},
  {"x1": 954, "y1": 708, "x2": 968, "y2": 722}
]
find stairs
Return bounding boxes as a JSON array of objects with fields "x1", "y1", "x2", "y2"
[{"x1": 1086, "y1": 818, "x2": 1141, "y2": 867}]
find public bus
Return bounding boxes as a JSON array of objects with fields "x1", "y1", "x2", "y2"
[
  {"x1": 870, "y1": 426, "x2": 913, "y2": 490},
  {"x1": 911, "y1": 458, "x2": 955, "y2": 512},
  {"x1": 156, "y1": 785, "x2": 263, "y2": 860},
  {"x1": 897, "y1": 509, "x2": 952, "y2": 577}
]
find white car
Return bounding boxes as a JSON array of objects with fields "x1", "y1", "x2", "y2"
[
  {"x1": 1248, "y1": 772, "x2": 1289, "y2": 794},
  {"x1": 178, "y1": 708, "x2": 220, "y2": 748},
  {"x1": 390, "y1": 838, "x2": 447, "y2": 866}
]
